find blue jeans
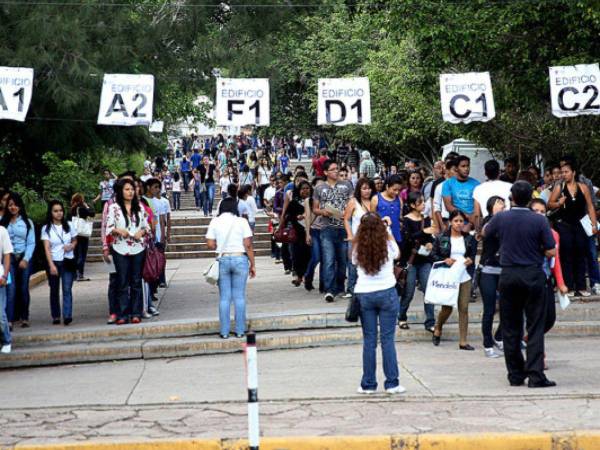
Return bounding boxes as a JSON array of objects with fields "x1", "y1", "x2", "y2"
[
  {"x1": 6, "y1": 255, "x2": 32, "y2": 322},
  {"x1": 48, "y1": 260, "x2": 75, "y2": 320},
  {"x1": 306, "y1": 146, "x2": 315, "y2": 158},
  {"x1": 194, "y1": 184, "x2": 204, "y2": 209},
  {"x1": 305, "y1": 229, "x2": 323, "y2": 286},
  {"x1": 357, "y1": 286, "x2": 400, "y2": 390},
  {"x1": 480, "y1": 272, "x2": 503, "y2": 348},
  {"x1": 347, "y1": 243, "x2": 358, "y2": 294},
  {"x1": 0, "y1": 286, "x2": 10, "y2": 345},
  {"x1": 320, "y1": 227, "x2": 348, "y2": 295},
  {"x1": 172, "y1": 191, "x2": 181, "y2": 210},
  {"x1": 202, "y1": 182, "x2": 216, "y2": 216},
  {"x1": 399, "y1": 262, "x2": 435, "y2": 328},
  {"x1": 587, "y1": 236, "x2": 600, "y2": 286},
  {"x1": 295, "y1": 147, "x2": 302, "y2": 160},
  {"x1": 218, "y1": 256, "x2": 249, "y2": 336}
]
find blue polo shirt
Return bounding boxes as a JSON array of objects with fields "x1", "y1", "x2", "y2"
[
  {"x1": 484, "y1": 207, "x2": 555, "y2": 267},
  {"x1": 442, "y1": 176, "x2": 480, "y2": 215}
]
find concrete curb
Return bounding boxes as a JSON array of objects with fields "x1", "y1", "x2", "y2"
[{"x1": 9, "y1": 431, "x2": 600, "y2": 449}]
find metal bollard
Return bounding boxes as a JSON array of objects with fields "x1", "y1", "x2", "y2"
[{"x1": 245, "y1": 332, "x2": 260, "y2": 450}]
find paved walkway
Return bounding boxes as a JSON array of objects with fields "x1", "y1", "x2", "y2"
[{"x1": 1, "y1": 338, "x2": 600, "y2": 446}]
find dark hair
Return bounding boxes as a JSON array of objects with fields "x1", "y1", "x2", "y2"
[
  {"x1": 354, "y1": 178, "x2": 376, "y2": 203},
  {"x1": 511, "y1": 180, "x2": 533, "y2": 207},
  {"x1": 456, "y1": 155, "x2": 470, "y2": 165},
  {"x1": 448, "y1": 210, "x2": 467, "y2": 222},
  {"x1": 0, "y1": 192, "x2": 31, "y2": 233},
  {"x1": 339, "y1": 166, "x2": 348, "y2": 173},
  {"x1": 484, "y1": 160, "x2": 500, "y2": 180},
  {"x1": 295, "y1": 171, "x2": 309, "y2": 180},
  {"x1": 529, "y1": 198, "x2": 547, "y2": 211},
  {"x1": 384, "y1": 174, "x2": 404, "y2": 190},
  {"x1": 445, "y1": 159, "x2": 459, "y2": 171},
  {"x1": 354, "y1": 213, "x2": 389, "y2": 275},
  {"x1": 312, "y1": 176, "x2": 325, "y2": 187},
  {"x1": 528, "y1": 165, "x2": 541, "y2": 179},
  {"x1": 486, "y1": 195, "x2": 505, "y2": 216},
  {"x1": 293, "y1": 180, "x2": 312, "y2": 203},
  {"x1": 218, "y1": 197, "x2": 239, "y2": 216},
  {"x1": 560, "y1": 161, "x2": 579, "y2": 181},
  {"x1": 114, "y1": 179, "x2": 142, "y2": 227},
  {"x1": 504, "y1": 157, "x2": 518, "y2": 166},
  {"x1": 238, "y1": 184, "x2": 252, "y2": 199},
  {"x1": 323, "y1": 159, "x2": 337, "y2": 172},
  {"x1": 145, "y1": 178, "x2": 161, "y2": 190},
  {"x1": 227, "y1": 183, "x2": 239, "y2": 199},
  {"x1": 445, "y1": 151, "x2": 459, "y2": 161},
  {"x1": 407, "y1": 169, "x2": 424, "y2": 187},
  {"x1": 173, "y1": 172, "x2": 180, "y2": 182},
  {"x1": 406, "y1": 191, "x2": 424, "y2": 211},
  {"x1": 44, "y1": 200, "x2": 70, "y2": 234},
  {"x1": 117, "y1": 170, "x2": 136, "y2": 180}
]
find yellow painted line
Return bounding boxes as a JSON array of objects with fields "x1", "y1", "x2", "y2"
[{"x1": 11, "y1": 431, "x2": 600, "y2": 450}]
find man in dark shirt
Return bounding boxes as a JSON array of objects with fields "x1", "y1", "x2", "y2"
[
  {"x1": 484, "y1": 181, "x2": 557, "y2": 388},
  {"x1": 499, "y1": 157, "x2": 518, "y2": 183}
]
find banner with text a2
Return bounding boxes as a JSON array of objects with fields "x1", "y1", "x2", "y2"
[
  {"x1": 0, "y1": 66, "x2": 34, "y2": 122},
  {"x1": 97, "y1": 74, "x2": 154, "y2": 126},
  {"x1": 317, "y1": 78, "x2": 371, "y2": 126},
  {"x1": 439, "y1": 72, "x2": 495, "y2": 124},
  {"x1": 549, "y1": 64, "x2": 600, "y2": 118},
  {"x1": 215, "y1": 78, "x2": 270, "y2": 127}
]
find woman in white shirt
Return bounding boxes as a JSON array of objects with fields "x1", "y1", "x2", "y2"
[
  {"x1": 106, "y1": 179, "x2": 149, "y2": 325},
  {"x1": 219, "y1": 168, "x2": 233, "y2": 199},
  {"x1": 353, "y1": 213, "x2": 404, "y2": 395},
  {"x1": 171, "y1": 172, "x2": 182, "y2": 211},
  {"x1": 206, "y1": 198, "x2": 256, "y2": 339},
  {"x1": 41, "y1": 200, "x2": 78, "y2": 326}
]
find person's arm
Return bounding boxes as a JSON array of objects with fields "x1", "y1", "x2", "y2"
[
  {"x1": 106, "y1": 205, "x2": 128, "y2": 239},
  {"x1": 42, "y1": 235, "x2": 58, "y2": 276},
  {"x1": 243, "y1": 236, "x2": 256, "y2": 278},
  {"x1": 548, "y1": 183, "x2": 565, "y2": 210},
  {"x1": 472, "y1": 200, "x2": 482, "y2": 231},
  {"x1": 22, "y1": 221, "x2": 36, "y2": 266},
  {"x1": 343, "y1": 199, "x2": 356, "y2": 241},
  {"x1": 581, "y1": 183, "x2": 598, "y2": 232},
  {"x1": 0, "y1": 251, "x2": 10, "y2": 287},
  {"x1": 442, "y1": 196, "x2": 456, "y2": 214},
  {"x1": 551, "y1": 231, "x2": 568, "y2": 293}
]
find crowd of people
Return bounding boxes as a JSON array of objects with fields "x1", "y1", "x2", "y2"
[{"x1": 0, "y1": 132, "x2": 597, "y2": 394}]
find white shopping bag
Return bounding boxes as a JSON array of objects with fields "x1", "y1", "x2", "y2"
[
  {"x1": 424, "y1": 259, "x2": 467, "y2": 307},
  {"x1": 556, "y1": 292, "x2": 570, "y2": 310}
]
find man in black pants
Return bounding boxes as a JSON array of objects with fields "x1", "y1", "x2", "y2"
[{"x1": 483, "y1": 181, "x2": 557, "y2": 388}]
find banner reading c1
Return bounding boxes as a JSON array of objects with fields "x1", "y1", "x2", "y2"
[
  {"x1": 549, "y1": 64, "x2": 600, "y2": 118},
  {"x1": 0, "y1": 66, "x2": 34, "y2": 122},
  {"x1": 215, "y1": 78, "x2": 270, "y2": 127},
  {"x1": 97, "y1": 74, "x2": 154, "y2": 126},
  {"x1": 317, "y1": 77, "x2": 371, "y2": 126},
  {"x1": 439, "y1": 72, "x2": 495, "y2": 124}
]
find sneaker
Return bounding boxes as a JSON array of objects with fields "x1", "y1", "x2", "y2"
[
  {"x1": 386, "y1": 385, "x2": 406, "y2": 394},
  {"x1": 356, "y1": 386, "x2": 376, "y2": 394},
  {"x1": 484, "y1": 347, "x2": 501, "y2": 358},
  {"x1": 593, "y1": 284, "x2": 600, "y2": 295},
  {"x1": 578, "y1": 290, "x2": 591, "y2": 298},
  {"x1": 142, "y1": 311, "x2": 152, "y2": 319},
  {"x1": 107, "y1": 314, "x2": 117, "y2": 325},
  {"x1": 148, "y1": 306, "x2": 160, "y2": 316},
  {"x1": 1, "y1": 344, "x2": 11, "y2": 354},
  {"x1": 324, "y1": 293, "x2": 335, "y2": 303},
  {"x1": 284, "y1": 270, "x2": 292, "y2": 275},
  {"x1": 494, "y1": 340, "x2": 504, "y2": 352},
  {"x1": 341, "y1": 292, "x2": 353, "y2": 299},
  {"x1": 158, "y1": 282, "x2": 167, "y2": 289}
]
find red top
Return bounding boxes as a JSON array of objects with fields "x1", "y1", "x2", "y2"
[
  {"x1": 312, "y1": 156, "x2": 328, "y2": 177},
  {"x1": 551, "y1": 229, "x2": 566, "y2": 290}
]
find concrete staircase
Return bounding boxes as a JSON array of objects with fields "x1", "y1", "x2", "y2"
[{"x1": 87, "y1": 191, "x2": 272, "y2": 261}]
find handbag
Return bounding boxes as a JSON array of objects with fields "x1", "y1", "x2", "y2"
[
  {"x1": 203, "y1": 225, "x2": 236, "y2": 285},
  {"x1": 274, "y1": 217, "x2": 298, "y2": 244},
  {"x1": 345, "y1": 295, "x2": 360, "y2": 322},
  {"x1": 71, "y1": 211, "x2": 94, "y2": 238},
  {"x1": 143, "y1": 241, "x2": 166, "y2": 283}
]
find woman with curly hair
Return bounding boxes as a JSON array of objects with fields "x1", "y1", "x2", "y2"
[{"x1": 353, "y1": 212, "x2": 404, "y2": 395}]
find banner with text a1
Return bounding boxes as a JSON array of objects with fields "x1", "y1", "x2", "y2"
[
  {"x1": 439, "y1": 72, "x2": 496, "y2": 124},
  {"x1": 549, "y1": 64, "x2": 600, "y2": 118},
  {"x1": 317, "y1": 77, "x2": 371, "y2": 126},
  {"x1": 215, "y1": 78, "x2": 270, "y2": 127},
  {"x1": 97, "y1": 74, "x2": 154, "y2": 126},
  {"x1": 0, "y1": 66, "x2": 34, "y2": 122}
]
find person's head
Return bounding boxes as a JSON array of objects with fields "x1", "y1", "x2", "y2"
[
  {"x1": 551, "y1": 165, "x2": 562, "y2": 182},
  {"x1": 354, "y1": 178, "x2": 376, "y2": 203},
  {"x1": 218, "y1": 197, "x2": 239, "y2": 216},
  {"x1": 560, "y1": 161, "x2": 579, "y2": 183},
  {"x1": 323, "y1": 160, "x2": 339, "y2": 181},
  {"x1": 405, "y1": 159, "x2": 418, "y2": 170},
  {"x1": 528, "y1": 166, "x2": 541, "y2": 181},
  {"x1": 0, "y1": 191, "x2": 9, "y2": 212},
  {"x1": 530, "y1": 198, "x2": 547, "y2": 216},
  {"x1": 294, "y1": 171, "x2": 308, "y2": 185},
  {"x1": 373, "y1": 175, "x2": 384, "y2": 192},
  {"x1": 407, "y1": 191, "x2": 425, "y2": 214},
  {"x1": 510, "y1": 180, "x2": 533, "y2": 207},
  {"x1": 0, "y1": 192, "x2": 31, "y2": 232},
  {"x1": 448, "y1": 210, "x2": 467, "y2": 234},
  {"x1": 103, "y1": 169, "x2": 112, "y2": 180},
  {"x1": 445, "y1": 158, "x2": 458, "y2": 179},
  {"x1": 504, "y1": 157, "x2": 518, "y2": 176},
  {"x1": 433, "y1": 161, "x2": 445, "y2": 179},
  {"x1": 238, "y1": 184, "x2": 251, "y2": 200},
  {"x1": 543, "y1": 168, "x2": 553, "y2": 186},
  {"x1": 486, "y1": 195, "x2": 506, "y2": 217},
  {"x1": 250, "y1": 151, "x2": 257, "y2": 162},
  {"x1": 269, "y1": 176, "x2": 276, "y2": 187},
  {"x1": 455, "y1": 155, "x2": 470, "y2": 180},
  {"x1": 517, "y1": 170, "x2": 536, "y2": 187},
  {"x1": 145, "y1": 178, "x2": 161, "y2": 198},
  {"x1": 173, "y1": 172, "x2": 180, "y2": 182},
  {"x1": 294, "y1": 165, "x2": 306, "y2": 175},
  {"x1": 559, "y1": 154, "x2": 575, "y2": 169},
  {"x1": 339, "y1": 167, "x2": 348, "y2": 181},
  {"x1": 203, "y1": 155, "x2": 210, "y2": 165},
  {"x1": 294, "y1": 180, "x2": 312, "y2": 201},
  {"x1": 484, "y1": 160, "x2": 500, "y2": 181},
  {"x1": 276, "y1": 177, "x2": 286, "y2": 190},
  {"x1": 445, "y1": 151, "x2": 459, "y2": 162},
  {"x1": 354, "y1": 212, "x2": 389, "y2": 276},
  {"x1": 383, "y1": 174, "x2": 403, "y2": 198},
  {"x1": 70, "y1": 193, "x2": 85, "y2": 209},
  {"x1": 44, "y1": 199, "x2": 70, "y2": 233},
  {"x1": 407, "y1": 170, "x2": 424, "y2": 190},
  {"x1": 227, "y1": 183, "x2": 239, "y2": 200}
]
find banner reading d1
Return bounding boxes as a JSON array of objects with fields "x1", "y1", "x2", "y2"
[
  {"x1": 215, "y1": 78, "x2": 270, "y2": 127},
  {"x1": 0, "y1": 66, "x2": 34, "y2": 122},
  {"x1": 318, "y1": 78, "x2": 371, "y2": 126},
  {"x1": 440, "y1": 72, "x2": 495, "y2": 124},
  {"x1": 549, "y1": 64, "x2": 600, "y2": 118},
  {"x1": 97, "y1": 74, "x2": 154, "y2": 126}
]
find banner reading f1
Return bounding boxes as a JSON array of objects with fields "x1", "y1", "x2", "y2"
[
  {"x1": 0, "y1": 66, "x2": 34, "y2": 122},
  {"x1": 97, "y1": 74, "x2": 154, "y2": 126},
  {"x1": 440, "y1": 72, "x2": 496, "y2": 124},
  {"x1": 318, "y1": 78, "x2": 371, "y2": 126},
  {"x1": 549, "y1": 64, "x2": 600, "y2": 118},
  {"x1": 216, "y1": 78, "x2": 270, "y2": 127}
]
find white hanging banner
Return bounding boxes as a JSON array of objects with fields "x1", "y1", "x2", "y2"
[
  {"x1": 439, "y1": 72, "x2": 495, "y2": 124},
  {"x1": 0, "y1": 66, "x2": 34, "y2": 122},
  {"x1": 149, "y1": 120, "x2": 164, "y2": 133},
  {"x1": 215, "y1": 78, "x2": 270, "y2": 127},
  {"x1": 317, "y1": 77, "x2": 371, "y2": 126},
  {"x1": 97, "y1": 74, "x2": 154, "y2": 126},
  {"x1": 549, "y1": 64, "x2": 600, "y2": 118}
]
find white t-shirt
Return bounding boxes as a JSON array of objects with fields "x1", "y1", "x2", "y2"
[
  {"x1": 257, "y1": 166, "x2": 270, "y2": 186},
  {"x1": 172, "y1": 180, "x2": 182, "y2": 193},
  {"x1": 472, "y1": 180, "x2": 512, "y2": 218},
  {"x1": 450, "y1": 236, "x2": 471, "y2": 282},
  {"x1": 41, "y1": 224, "x2": 77, "y2": 261},
  {"x1": 239, "y1": 196, "x2": 258, "y2": 224},
  {"x1": 0, "y1": 226, "x2": 14, "y2": 257},
  {"x1": 353, "y1": 240, "x2": 399, "y2": 294},
  {"x1": 264, "y1": 186, "x2": 276, "y2": 203},
  {"x1": 206, "y1": 213, "x2": 253, "y2": 254},
  {"x1": 304, "y1": 138, "x2": 313, "y2": 148},
  {"x1": 220, "y1": 176, "x2": 231, "y2": 194},
  {"x1": 153, "y1": 197, "x2": 171, "y2": 241},
  {"x1": 433, "y1": 181, "x2": 449, "y2": 219}
]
